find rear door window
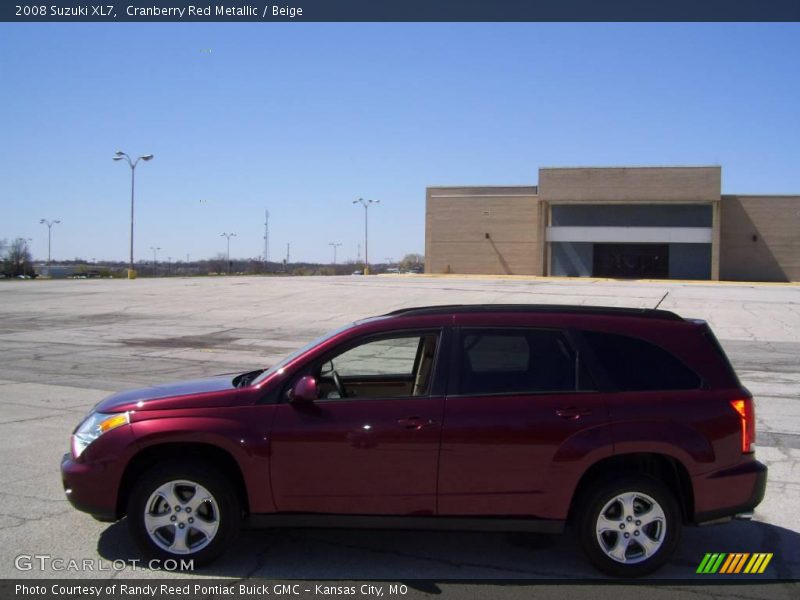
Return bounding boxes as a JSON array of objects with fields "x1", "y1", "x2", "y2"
[{"x1": 458, "y1": 329, "x2": 589, "y2": 395}]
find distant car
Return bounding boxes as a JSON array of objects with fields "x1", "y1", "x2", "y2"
[
  {"x1": 61, "y1": 304, "x2": 765, "y2": 576},
  {"x1": 351, "y1": 270, "x2": 363, "y2": 275}
]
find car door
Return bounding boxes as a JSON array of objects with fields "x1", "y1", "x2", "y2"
[
  {"x1": 269, "y1": 330, "x2": 445, "y2": 515},
  {"x1": 437, "y1": 326, "x2": 611, "y2": 517}
]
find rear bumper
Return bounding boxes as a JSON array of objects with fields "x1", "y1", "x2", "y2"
[
  {"x1": 61, "y1": 453, "x2": 118, "y2": 522},
  {"x1": 693, "y1": 459, "x2": 767, "y2": 525}
]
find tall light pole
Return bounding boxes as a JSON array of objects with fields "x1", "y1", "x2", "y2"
[
  {"x1": 150, "y1": 246, "x2": 161, "y2": 277},
  {"x1": 113, "y1": 151, "x2": 154, "y2": 279},
  {"x1": 353, "y1": 198, "x2": 379, "y2": 275},
  {"x1": 221, "y1": 232, "x2": 236, "y2": 274},
  {"x1": 328, "y1": 242, "x2": 342, "y2": 265},
  {"x1": 39, "y1": 219, "x2": 61, "y2": 264},
  {"x1": 263, "y1": 209, "x2": 270, "y2": 265}
]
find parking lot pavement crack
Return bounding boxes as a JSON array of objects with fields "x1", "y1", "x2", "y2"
[
  {"x1": 0, "y1": 513, "x2": 25, "y2": 530},
  {"x1": 0, "y1": 410, "x2": 77, "y2": 425},
  {"x1": 0, "y1": 507, "x2": 74, "y2": 529},
  {"x1": 0, "y1": 490, "x2": 68, "y2": 504}
]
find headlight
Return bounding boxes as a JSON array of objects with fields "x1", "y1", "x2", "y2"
[{"x1": 71, "y1": 411, "x2": 130, "y2": 458}]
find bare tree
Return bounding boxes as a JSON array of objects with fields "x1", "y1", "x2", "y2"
[
  {"x1": 208, "y1": 252, "x2": 228, "y2": 275},
  {"x1": 3, "y1": 238, "x2": 33, "y2": 277},
  {"x1": 399, "y1": 253, "x2": 424, "y2": 271}
]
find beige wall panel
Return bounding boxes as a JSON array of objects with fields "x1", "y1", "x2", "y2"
[
  {"x1": 427, "y1": 242, "x2": 540, "y2": 275},
  {"x1": 426, "y1": 188, "x2": 541, "y2": 275},
  {"x1": 720, "y1": 195, "x2": 800, "y2": 282},
  {"x1": 539, "y1": 167, "x2": 721, "y2": 203}
]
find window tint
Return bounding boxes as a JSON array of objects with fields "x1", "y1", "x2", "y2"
[
  {"x1": 459, "y1": 329, "x2": 581, "y2": 395},
  {"x1": 333, "y1": 336, "x2": 420, "y2": 377},
  {"x1": 581, "y1": 331, "x2": 701, "y2": 391},
  {"x1": 467, "y1": 335, "x2": 529, "y2": 372}
]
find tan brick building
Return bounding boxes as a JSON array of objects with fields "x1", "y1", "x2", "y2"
[{"x1": 425, "y1": 166, "x2": 800, "y2": 282}]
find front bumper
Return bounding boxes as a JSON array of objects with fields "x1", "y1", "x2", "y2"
[
  {"x1": 693, "y1": 458, "x2": 767, "y2": 525},
  {"x1": 61, "y1": 453, "x2": 118, "y2": 522}
]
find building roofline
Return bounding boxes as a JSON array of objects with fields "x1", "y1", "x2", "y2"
[
  {"x1": 723, "y1": 193, "x2": 800, "y2": 198},
  {"x1": 426, "y1": 185, "x2": 538, "y2": 189},
  {"x1": 539, "y1": 165, "x2": 721, "y2": 171}
]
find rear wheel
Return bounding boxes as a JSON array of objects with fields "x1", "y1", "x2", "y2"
[
  {"x1": 576, "y1": 476, "x2": 680, "y2": 577},
  {"x1": 127, "y1": 460, "x2": 240, "y2": 566}
]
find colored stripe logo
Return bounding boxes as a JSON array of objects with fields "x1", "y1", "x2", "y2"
[{"x1": 696, "y1": 553, "x2": 773, "y2": 574}]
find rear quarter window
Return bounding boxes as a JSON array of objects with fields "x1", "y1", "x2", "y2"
[{"x1": 581, "y1": 330, "x2": 701, "y2": 391}]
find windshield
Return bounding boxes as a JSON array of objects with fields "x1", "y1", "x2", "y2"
[{"x1": 250, "y1": 323, "x2": 355, "y2": 386}]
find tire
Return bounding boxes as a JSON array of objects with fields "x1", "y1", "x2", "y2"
[
  {"x1": 127, "y1": 460, "x2": 240, "y2": 567},
  {"x1": 576, "y1": 476, "x2": 681, "y2": 577}
]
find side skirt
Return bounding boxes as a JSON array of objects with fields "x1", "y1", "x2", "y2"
[{"x1": 244, "y1": 514, "x2": 564, "y2": 534}]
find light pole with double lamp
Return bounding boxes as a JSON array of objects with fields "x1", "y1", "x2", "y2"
[
  {"x1": 328, "y1": 242, "x2": 342, "y2": 265},
  {"x1": 113, "y1": 151, "x2": 154, "y2": 279},
  {"x1": 352, "y1": 198, "x2": 379, "y2": 275},
  {"x1": 39, "y1": 219, "x2": 61, "y2": 264},
  {"x1": 221, "y1": 232, "x2": 236, "y2": 274}
]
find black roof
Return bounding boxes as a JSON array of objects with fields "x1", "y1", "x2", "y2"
[{"x1": 384, "y1": 304, "x2": 683, "y2": 321}]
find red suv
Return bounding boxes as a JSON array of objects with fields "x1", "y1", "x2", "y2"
[{"x1": 61, "y1": 305, "x2": 766, "y2": 576}]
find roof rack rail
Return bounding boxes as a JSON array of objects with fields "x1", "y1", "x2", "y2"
[{"x1": 383, "y1": 304, "x2": 683, "y2": 321}]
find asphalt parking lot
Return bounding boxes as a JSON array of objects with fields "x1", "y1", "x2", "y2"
[{"x1": 0, "y1": 275, "x2": 798, "y2": 595}]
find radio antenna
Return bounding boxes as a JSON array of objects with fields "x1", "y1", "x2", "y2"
[{"x1": 654, "y1": 291, "x2": 669, "y2": 310}]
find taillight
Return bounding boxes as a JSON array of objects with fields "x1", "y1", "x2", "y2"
[{"x1": 730, "y1": 398, "x2": 755, "y2": 453}]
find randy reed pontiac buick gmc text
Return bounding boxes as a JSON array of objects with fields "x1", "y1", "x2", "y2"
[{"x1": 62, "y1": 305, "x2": 767, "y2": 576}]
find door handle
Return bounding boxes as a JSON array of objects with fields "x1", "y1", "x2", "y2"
[
  {"x1": 555, "y1": 407, "x2": 592, "y2": 420},
  {"x1": 397, "y1": 416, "x2": 434, "y2": 430}
]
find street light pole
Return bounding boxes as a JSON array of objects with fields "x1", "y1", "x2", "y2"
[
  {"x1": 264, "y1": 209, "x2": 270, "y2": 265},
  {"x1": 39, "y1": 219, "x2": 61, "y2": 265},
  {"x1": 113, "y1": 151, "x2": 154, "y2": 279},
  {"x1": 221, "y1": 232, "x2": 236, "y2": 275},
  {"x1": 150, "y1": 246, "x2": 161, "y2": 277},
  {"x1": 328, "y1": 242, "x2": 342, "y2": 265},
  {"x1": 352, "y1": 198, "x2": 379, "y2": 275}
]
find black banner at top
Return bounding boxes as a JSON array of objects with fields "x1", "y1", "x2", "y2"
[{"x1": 4, "y1": 0, "x2": 800, "y2": 23}]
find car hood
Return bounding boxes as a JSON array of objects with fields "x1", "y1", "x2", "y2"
[{"x1": 93, "y1": 374, "x2": 252, "y2": 413}]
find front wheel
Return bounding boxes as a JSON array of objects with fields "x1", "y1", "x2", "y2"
[
  {"x1": 127, "y1": 460, "x2": 240, "y2": 566},
  {"x1": 576, "y1": 476, "x2": 681, "y2": 577}
]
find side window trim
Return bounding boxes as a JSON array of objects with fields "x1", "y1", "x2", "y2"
[
  {"x1": 563, "y1": 329, "x2": 613, "y2": 393},
  {"x1": 430, "y1": 326, "x2": 452, "y2": 398}
]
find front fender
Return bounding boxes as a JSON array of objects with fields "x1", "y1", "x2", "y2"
[{"x1": 130, "y1": 405, "x2": 275, "y2": 512}]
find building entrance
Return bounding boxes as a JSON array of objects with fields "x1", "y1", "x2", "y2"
[{"x1": 592, "y1": 243, "x2": 669, "y2": 279}]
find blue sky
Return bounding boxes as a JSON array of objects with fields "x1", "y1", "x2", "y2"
[{"x1": 1, "y1": 23, "x2": 798, "y2": 264}]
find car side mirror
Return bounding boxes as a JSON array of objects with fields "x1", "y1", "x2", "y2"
[{"x1": 290, "y1": 375, "x2": 318, "y2": 403}]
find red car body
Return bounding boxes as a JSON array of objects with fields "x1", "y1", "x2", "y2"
[{"x1": 61, "y1": 305, "x2": 766, "y2": 573}]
